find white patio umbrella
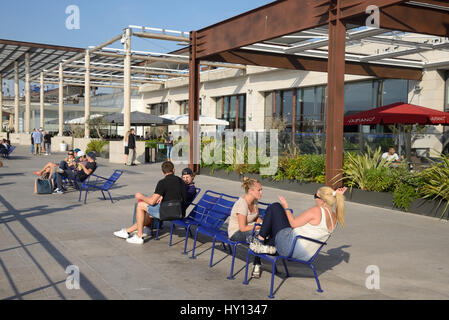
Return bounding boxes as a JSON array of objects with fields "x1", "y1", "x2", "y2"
[
  {"x1": 161, "y1": 114, "x2": 229, "y2": 126},
  {"x1": 64, "y1": 114, "x2": 104, "y2": 125}
]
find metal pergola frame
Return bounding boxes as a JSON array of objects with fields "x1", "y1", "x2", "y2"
[
  {"x1": 186, "y1": 0, "x2": 449, "y2": 186},
  {"x1": 0, "y1": 25, "x2": 246, "y2": 137}
]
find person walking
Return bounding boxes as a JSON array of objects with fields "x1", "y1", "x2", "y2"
[
  {"x1": 124, "y1": 130, "x2": 130, "y2": 165},
  {"x1": 32, "y1": 128, "x2": 43, "y2": 155},
  {"x1": 127, "y1": 128, "x2": 137, "y2": 166},
  {"x1": 165, "y1": 132, "x2": 174, "y2": 162},
  {"x1": 30, "y1": 129, "x2": 35, "y2": 154},
  {"x1": 43, "y1": 130, "x2": 52, "y2": 155}
]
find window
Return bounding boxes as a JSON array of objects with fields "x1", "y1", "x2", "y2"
[
  {"x1": 215, "y1": 94, "x2": 246, "y2": 131},
  {"x1": 381, "y1": 79, "x2": 408, "y2": 106},
  {"x1": 344, "y1": 81, "x2": 374, "y2": 116},
  {"x1": 148, "y1": 102, "x2": 168, "y2": 116},
  {"x1": 179, "y1": 100, "x2": 189, "y2": 115},
  {"x1": 445, "y1": 71, "x2": 449, "y2": 111}
]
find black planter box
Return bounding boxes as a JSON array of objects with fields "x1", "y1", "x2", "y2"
[{"x1": 200, "y1": 168, "x2": 449, "y2": 220}]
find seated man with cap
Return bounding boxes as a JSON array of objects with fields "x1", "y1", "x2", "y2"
[
  {"x1": 113, "y1": 163, "x2": 198, "y2": 244},
  {"x1": 53, "y1": 151, "x2": 97, "y2": 194}
]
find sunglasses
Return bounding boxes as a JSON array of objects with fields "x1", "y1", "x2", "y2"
[
  {"x1": 68, "y1": 153, "x2": 74, "y2": 156},
  {"x1": 314, "y1": 193, "x2": 321, "y2": 200}
]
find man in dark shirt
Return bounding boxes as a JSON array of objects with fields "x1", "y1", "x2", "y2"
[
  {"x1": 127, "y1": 128, "x2": 137, "y2": 166},
  {"x1": 53, "y1": 151, "x2": 97, "y2": 194},
  {"x1": 114, "y1": 161, "x2": 187, "y2": 244}
]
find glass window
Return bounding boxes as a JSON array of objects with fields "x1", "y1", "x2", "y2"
[
  {"x1": 445, "y1": 71, "x2": 449, "y2": 111},
  {"x1": 302, "y1": 88, "x2": 315, "y2": 120},
  {"x1": 238, "y1": 95, "x2": 246, "y2": 131},
  {"x1": 215, "y1": 94, "x2": 246, "y2": 130},
  {"x1": 344, "y1": 81, "x2": 374, "y2": 116},
  {"x1": 282, "y1": 90, "x2": 293, "y2": 124},
  {"x1": 382, "y1": 79, "x2": 408, "y2": 106}
]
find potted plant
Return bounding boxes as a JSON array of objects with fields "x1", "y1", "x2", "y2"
[{"x1": 60, "y1": 140, "x2": 68, "y2": 152}]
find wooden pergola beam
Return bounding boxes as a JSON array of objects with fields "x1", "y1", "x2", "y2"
[
  {"x1": 195, "y1": 0, "x2": 406, "y2": 59},
  {"x1": 206, "y1": 48, "x2": 422, "y2": 80}
]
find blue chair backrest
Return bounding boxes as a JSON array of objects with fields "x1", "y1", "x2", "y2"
[
  {"x1": 102, "y1": 170, "x2": 123, "y2": 190},
  {"x1": 8, "y1": 146, "x2": 15, "y2": 154},
  {"x1": 258, "y1": 200, "x2": 271, "y2": 220},
  {"x1": 187, "y1": 190, "x2": 221, "y2": 224},
  {"x1": 201, "y1": 193, "x2": 238, "y2": 230}
]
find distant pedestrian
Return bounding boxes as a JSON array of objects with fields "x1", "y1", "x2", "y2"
[
  {"x1": 32, "y1": 128, "x2": 43, "y2": 155},
  {"x1": 127, "y1": 128, "x2": 136, "y2": 166},
  {"x1": 44, "y1": 131, "x2": 52, "y2": 155}
]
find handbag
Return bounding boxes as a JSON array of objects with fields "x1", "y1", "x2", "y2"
[
  {"x1": 34, "y1": 178, "x2": 54, "y2": 194},
  {"x1": 159, "y1": 200, "x2": 184, "y2": 221}
]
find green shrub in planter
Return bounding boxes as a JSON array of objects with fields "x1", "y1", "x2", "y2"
[
  {"x1": 86, "y1": 140, "x2": 109, "y2": 156},
  {"x1": 419, "y1": 154, "x2": 449, "y2": 218},
  {"x1": 393, "y1": 183, "x2": 418, "y2": 211}
]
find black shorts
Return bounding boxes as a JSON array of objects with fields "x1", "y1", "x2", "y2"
[{"x1": 124, "y1": 147, "x2": 129, "y2": 155}]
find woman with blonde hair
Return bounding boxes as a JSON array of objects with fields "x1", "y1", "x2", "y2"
[
  {"x1": 249, "y1": 186, "x2": 347, "y2": 262},
  {"x1": 227, "y1": 177, "x2": 265, "y2": 278}
]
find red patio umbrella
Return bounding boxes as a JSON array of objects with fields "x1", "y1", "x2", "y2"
[{"x1": 344, "y1": 102, "x2": 449, "y2": 126}]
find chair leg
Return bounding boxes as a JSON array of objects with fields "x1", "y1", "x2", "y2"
[
  {"x1": 243, "y1": 250, "x2": 252, "y2": 285},
  {"x1": 101, "y1": 190, "x2": 106, "y2": 200},
  {"x1": 84, "y1": 188, "x2": 89, "y2": 204},
  {"x1": 108, "y1": 191, "x2": 113, "y2": 203},
  {"x1": 209, "y1": 238, "x2": 217, "y2": 268},
  {"x1": 78, "y1": 188, "x2": 83, "y2": 202},
  {"x1": 183, "y1": 226, "x2": 191, "y2": 254},
  {"x1": 227, "y1": 244, "x2": 238, "y2": 280},
  {"x1": 169, "y1": 223, "x2": 175, "y2": 246},
  {"x1": 282, "y1": 259, "x2": 290, "y2": 277},
  {"x1": 190, "y1": 229, "x2": 199, "y2": 259},
  {"x1": 269, "y1": 259, "x2": 278, "y2": 299},
  {"x1": 310, "y1": 264, "x2": 323, "y2": 293}
]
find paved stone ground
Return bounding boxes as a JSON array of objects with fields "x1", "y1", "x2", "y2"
[{"x1": 0, "y1": 146, "x2": 448, "y2": 300}]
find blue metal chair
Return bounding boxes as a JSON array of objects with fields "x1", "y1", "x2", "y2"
[
  {"x1": 209, "y1": 200, "x2": 271, "y2": 280},
  {"x1": 150, "y1": 187, "x2": 202, "y2": 240},
  {"x1": 78, "y1": 169, "x2": 123, "y2": 204},
  {"x1": 2, "y1": 146, "x2": 15, "y2": 158},
  {"x1": 190, "y1": 193, "x2": 238, "y2": 259},
  {"x1": 242, "y1": 219, "x2": 328, "y2": 298},
  {"x1": 169, "y1": 190, "x2": 220, "y2": 253}
]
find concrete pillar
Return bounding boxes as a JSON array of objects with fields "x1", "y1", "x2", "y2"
[
  {"x1": 25, "y1": 52, "x2": 31, "y2": 133},
  {"x1": 14, "y1": 61, "x2": 19, "y2": 133},
  {"x1": 0, "y1": 74, "x2": 3, "y2": 132},
  {"x1": 58, "y1": 63, "x2": 64, "y2": 136},
  {"x1": 84, "y1": 50, "x2": 91, "y2": 138},
  {"x1": 123, "y1": 28, "x2": 132, "y2": 137},
  {"x1": 40, "y1": 72, "x2": 44, "y2": 129}
]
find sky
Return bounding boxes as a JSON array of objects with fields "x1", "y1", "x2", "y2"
[{"x1": 0, "y1": 0, "x2": 273, "y2": 52}]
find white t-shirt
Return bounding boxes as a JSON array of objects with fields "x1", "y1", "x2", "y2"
[
  {"x1": 382, "y1": 152, "x2": 399, "y2": 161},
  {"x1": 227, "y1": 197, "x2": 259, "y2": 238}
]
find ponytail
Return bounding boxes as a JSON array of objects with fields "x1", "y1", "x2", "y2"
[
  {"x1": 242, "y1": 177, "x2": 260, "y2": 194},
  {"x1": 317, "y1": 186, "x2": 345, "y2": 228}
]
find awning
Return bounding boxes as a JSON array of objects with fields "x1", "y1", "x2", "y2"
[
  {"x1": 161, "y1": 114, "x2": 229, "y2": 126},
  {"x1": 344, "y1": 102, "x2": 449, "y2": 126},
  {"x1": 102, "y1": 111, "x2": 174, "y2": 126}
]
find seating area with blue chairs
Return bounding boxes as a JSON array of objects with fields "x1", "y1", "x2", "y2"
[{"x1": 78, "y1": 169, "x2": 123, "y2": 204}]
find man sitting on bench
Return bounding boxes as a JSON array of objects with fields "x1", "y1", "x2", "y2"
[
  {"x1": 53, "y1": 151, "x2": 97, "y2": 194},
  {"x1": 113, "y1": 161, "x2": 187, "y2": 245}
]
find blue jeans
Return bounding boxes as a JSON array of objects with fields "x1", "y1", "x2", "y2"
[{"x1": 167, "y1": 146, "x2": 173, "y2": 159}]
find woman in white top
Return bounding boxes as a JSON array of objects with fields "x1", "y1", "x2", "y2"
[
  {"x1": 251, "y1": 186, "x2": 347, "y2": 261},
  {"x1": 227, "y1": 177, "x2": 264, "y2": 278}
]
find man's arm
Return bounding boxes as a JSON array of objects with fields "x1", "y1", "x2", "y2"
[{"x1": 135, "y1": 192, "x2": 161, "y2": 206}]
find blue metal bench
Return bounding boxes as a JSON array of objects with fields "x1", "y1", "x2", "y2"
[
  {"x1": 209, "y1": 200, "x2": 271, "y2": 280},
  {"x1": 190, "y1": 193, "x2": 238, "y2": 260},
  {"x1": 78, "y1": 169, "x2": 123, "y2": 204},
  {"x1": 242, "y1": 217, "x2": 328, "y2": 298},
  {"x1": 150, "y1": 187, "x2": 202, "y2": 240},
  {"x1": 169, "y1": 190, "x2": 220, "y2": 253},
  {"x1": 1, "y1": 146, "x2": 15, "y2": 158}
]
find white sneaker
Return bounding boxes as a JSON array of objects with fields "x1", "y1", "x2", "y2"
[
  {"x1": 252, "y1": 264, "x2": 261, "y2": 279},
  {"x1": 56, "y1": 168, "x2": 64, "y2": 174},
  {"x1": 126, "y1": 234, "x2": 144, "y2": 244},
  {"x1": 113, "y1": 229, "x2": 130, "y2": 239},
  {"x1": 249, "y1": 238, "x2": 277, "y2": 255},
  {"x1": 132, "y1": 227, "x2": 150, "y2": 238}
]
